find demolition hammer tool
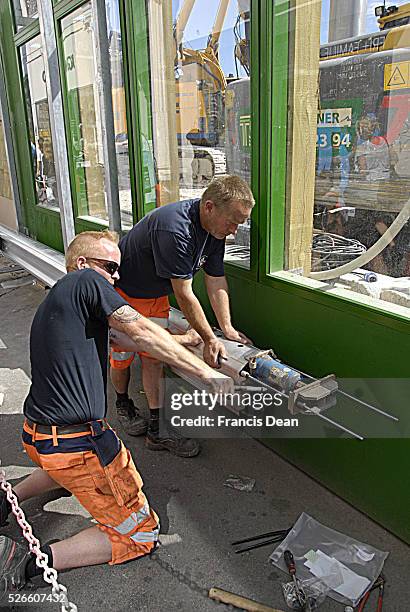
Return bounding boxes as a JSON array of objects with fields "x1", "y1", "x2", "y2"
[
  {"x1": 284, "y1": 550, "x2": 306, "y2": 610},
  {"x1": 209, "y1": 588, "x2": 285, "y2": 612},
  {"x1": 295, "y1": 368, "x2": 398, "y2": 422}
]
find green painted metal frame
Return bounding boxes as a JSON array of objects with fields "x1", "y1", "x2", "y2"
[
  {"x1": 56, "y1": 0, "x2": 96, "y2": 234},
  {"x1": 123, "y1": 0, "x2": 152, "y2": 221},
  {"x1": 0, "y1": 1, "x2": 30, "y2": 231},
  {"x1": 54, "y1": 0, "x2": 87, "y2": 20},
  {"x1": 54, "y1": 0, "x2": 152, "y2": 233},
  {"x1": 13, "y1": 20, "x2": 40, "y2": 45},
  {"x1": 0, "y1": 1, "x2": 64, "y2": 250},
  {"x1": 265, "y1": 0, "x2": 288, "y2": 275},
  {"x1": 118, "y1": 0, "x2": 139, "y2": 225},
  {"x1": 55, "y1": 0, "x2": 103, "y2": 234}
]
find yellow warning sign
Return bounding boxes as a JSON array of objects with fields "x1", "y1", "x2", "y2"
[{"x1": 384, "y1": 61, "x2": 410, "y2": 90}]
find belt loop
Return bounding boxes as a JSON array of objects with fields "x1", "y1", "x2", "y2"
[
  {"x1": 32, "y1": 422, "x2": 37, "y2": 443},
  {"x1": 51, "y1": 426, "x2": 58, "y2": 447}
]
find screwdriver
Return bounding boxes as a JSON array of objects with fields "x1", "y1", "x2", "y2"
[{"x1": 284, "y1": 549, "x2": 306, "y2": 610}]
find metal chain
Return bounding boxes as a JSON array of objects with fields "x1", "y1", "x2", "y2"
[
  {"x1": 152, "y1": 552, "x2": 209, "y2": 599},
  {"x1": 0, "y1": 466, "x2": 77, "y2": 612},
  {"x1": 151, "y1": 553, "x2": 234, "y2": 610}
]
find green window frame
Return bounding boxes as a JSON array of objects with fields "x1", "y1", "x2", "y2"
[
  {"x1": 55, "y1": 0, "x2": 140, "y2": 235},
  {"x1": 0, "y1": 1, "x2": 65, "y2": 249},
  {"x1": 260, "y1": 0, "x2": 409, "y2": 332}
]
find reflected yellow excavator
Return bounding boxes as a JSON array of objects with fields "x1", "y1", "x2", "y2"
[
  {"x1": 321, "y1": 2, "x2": 410, "y2": 60},
  {"x1": 173, "y1": 0, "x2": 249, "y2": 183}
]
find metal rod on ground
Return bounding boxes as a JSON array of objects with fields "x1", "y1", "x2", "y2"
[
  {"x1": 234, "y1": 538, "x2": 284, "y2": 554},
  {"x1": 232, "y1": 529, "x2": 289, "y2": 546},
  {"x1": 233, "y1": 533, "x2": 287, "y2": 554},
  {"x1": 208, "y1": 588, "x2": 286, "y2": 612},
  {"x1": 294, "y1": 369, "x2": 398, "y2": 421}
]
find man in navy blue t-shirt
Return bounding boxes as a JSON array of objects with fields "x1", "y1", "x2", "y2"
[
  {"x1": 0, "y1": 231, "x2": 232, "y2": 597},
  {"x1": 110, "y1": 175, "x2": 255, "y2": 457}
]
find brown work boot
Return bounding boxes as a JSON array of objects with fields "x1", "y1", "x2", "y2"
[
  {"x1": 116, "y1": 397, "x2": 148, "y2": 436},
  {"x1": 145, "y1": 427, "x2": 200, "y2": 458}
]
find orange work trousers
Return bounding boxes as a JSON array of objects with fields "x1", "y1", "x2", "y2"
[{"x1": 23, "y1": 420, "x2": 159, "y2": 565}]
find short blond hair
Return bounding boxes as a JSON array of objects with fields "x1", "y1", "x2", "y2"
[
  {"x1": 65, "y1": 230, "x2": 119, "y2": 271},
  {"x1": 201, "y1": 175, "x2": 255, "y2": 210}
]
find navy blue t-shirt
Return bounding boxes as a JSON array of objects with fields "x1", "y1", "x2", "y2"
[
  {"x1": 117, "y1": 199, "x2": 225, "y2": 298},
  {"x1": 24, "y1": 269, "x2": 127, "y2": 426}
]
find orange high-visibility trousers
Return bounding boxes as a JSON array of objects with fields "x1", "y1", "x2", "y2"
[
  {"x1": 23, "y1": 420, "x2": 159, "y2": 565},
  {"x1": 110, "y1": 289, "x2": 170, "y2": 367}
]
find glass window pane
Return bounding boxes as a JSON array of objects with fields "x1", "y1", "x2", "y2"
[
  {"x1": 283, "y1": 0, "x2": 410, "y2": 313},
  {"x1": 144, "y1": 0, "x2": 252, "y2": 268},
  {"x1": 13, "y1": 0, "x2": 38, "y2": 31},
  {"x1": 20, "y1": 35, "x2": 60, "y2": 211},
  {"x1": 107, "y1": 1, "x2": 132, "y2": 230},
  {"x1": 61, "y1": 1, "x2": 132, "y2": 229}
]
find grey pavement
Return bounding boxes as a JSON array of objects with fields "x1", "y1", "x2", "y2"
[{"x1": 0, "y1": 261, "x2": 409, "y2": 611}]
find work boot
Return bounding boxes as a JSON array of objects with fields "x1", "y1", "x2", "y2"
[
  {"x1": 116, "y1": 397, "x2": 148, "y2": 436},
  {"x1": 145, "y1": 427, "x2": 200, "y2": 458},
  {"x1": 0, "y1": 536, "x2": 31, "y2": 601},
  {"x1": 0, "y1": 490, "x2": 12, "y2": 528}
]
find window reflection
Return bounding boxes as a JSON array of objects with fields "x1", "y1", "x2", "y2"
[
  {"x1": 285, "y1": 0, "x2": 410, "y2": 311},
  {"x1": 145, "y1": 0, "x2": 251, "y2": 268},
  {"x1": 61, "y1": 1, "x2": 132, "y2": 229},
  {"x1": 315, "y1": 2, "x2": 410, "y2": 285},
  {"x1": 12, "y1": 0, "x2": 38, "y2": 31},
  {"x1": 20, "y1": 35, "x2": 59, "y2": 211},
  {"x1": 107, "y1": 1, "x2": 133, "y2": 230}
]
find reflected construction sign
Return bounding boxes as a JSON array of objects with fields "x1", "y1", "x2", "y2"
[
  {"x1": 239, "y1": 114, "x2": 251, "y2": 150},
  {"x1": 384, "y1": 61, "x2": 410, "y2": 90},
  {"x1": 320, "y1": 32, "x2": 387, "y2": 60},
  {"x1": 317, "y1": 108, "x2": 352, "y2": 128}
]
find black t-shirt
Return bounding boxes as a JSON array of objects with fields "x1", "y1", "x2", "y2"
[
  {"x1": 24, "y1": 269, "x2": 127, "y2": 426},
  {"x1": 117, "y1": 199, "x2": 225, "y2": 298}
]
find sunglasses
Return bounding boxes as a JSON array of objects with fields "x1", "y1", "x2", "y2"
[{"x1": 86, "y1": 258, "x2": 120, "y2": 277}]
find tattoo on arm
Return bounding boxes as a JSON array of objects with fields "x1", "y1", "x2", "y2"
[{"x1": 111, "y1": 305, "x2": 142, "y2": 323}]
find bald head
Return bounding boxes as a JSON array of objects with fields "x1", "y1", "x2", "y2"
[{"x1": 65, "y1": 230, "x2": 119, "y2": 272}]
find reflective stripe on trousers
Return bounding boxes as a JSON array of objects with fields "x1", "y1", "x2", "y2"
[
  {"x1": 131, "y1": 528, "x2": 160, "y2": 544},
  {"x1": 108, "y1": 502, "x2": 152, "y2": 536}
]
